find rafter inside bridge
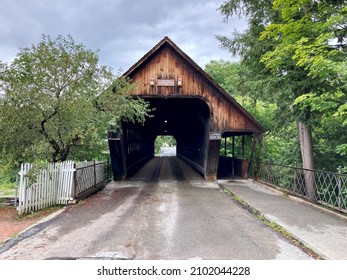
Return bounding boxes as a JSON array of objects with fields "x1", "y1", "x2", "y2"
[{"x1": 108, "y1": 37, "x2": 265, "y2": 181}]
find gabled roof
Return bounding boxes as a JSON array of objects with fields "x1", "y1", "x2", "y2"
[{"x1": 123, "y1": 36, "x2": 265, "y2": 134}]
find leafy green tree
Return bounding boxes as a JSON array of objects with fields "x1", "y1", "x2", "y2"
[
  {"x1": 205, "y1": 60, "x2": 301, "y2": 165},
  {"x1": 218, "y1": 0, "x2": 347, "y2": 198},
  {"x1": 259, "y1": 0, "x2": 347, "y2": 172},
  {"x1": 0, "y1": 35, "x2": 150, "y2": 164},
  {"x1": 204, "y1": 60, "x2": 241, "y2": 95}
]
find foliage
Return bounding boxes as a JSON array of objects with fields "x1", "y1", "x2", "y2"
[
  {"x1": 217, "y1": 0, "x2": 347, "y2": 171},
  {"x1": 0, "y1": 182, "x2": 15, "y2": 196},
  {"x1": 204, "y1": 60, "x2": 241, "y2": 95},
  {"x1": 0, "y1": 35, "x2": 151, "y2": 165},
  {"x1": 205, "y1": 60, "x2": 301, "y2": 164}
]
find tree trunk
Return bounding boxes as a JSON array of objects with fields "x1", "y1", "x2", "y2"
[{"x1": 297, "y1": 120, "x2": 316, "y2": 200}]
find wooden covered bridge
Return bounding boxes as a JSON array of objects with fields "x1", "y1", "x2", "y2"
[{"x1": 108, "y1": 37, "x2": 265, "y2": 181}]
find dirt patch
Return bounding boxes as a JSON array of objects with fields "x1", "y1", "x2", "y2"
[{"x1": 0, "y1": 205, "x2": 60, "y2": 243}]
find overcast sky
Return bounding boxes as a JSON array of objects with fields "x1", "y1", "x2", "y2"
[{"x1": 0, "y1": 0, "x2": 245, "y2": 73}]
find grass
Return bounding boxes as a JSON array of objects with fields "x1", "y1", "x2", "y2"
[{"x1": 0, "y1": 182, "x2": 16, "y2": 197}]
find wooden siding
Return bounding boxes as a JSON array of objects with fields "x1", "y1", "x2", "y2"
[{"x1": 125, "y1": 38, "x2": 265, "y2": 135}]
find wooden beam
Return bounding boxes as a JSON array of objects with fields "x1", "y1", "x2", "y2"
[
  {"x1": 205, "y1": 139, "x2": 221, "y2": 181},
  {"x1": 232, "y1": 136, "x2": 235, "y2": 158},
  {"x1": 242, "y1": 135, "x2": 245, "y2": 159}
]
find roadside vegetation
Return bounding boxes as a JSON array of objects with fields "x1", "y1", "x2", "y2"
[
  {"x1": 0, "y1": 35, "x2": 151, "y2": 195},
  {"x1": 206, "y1": 0, "x2": 347, "y2": 175}
]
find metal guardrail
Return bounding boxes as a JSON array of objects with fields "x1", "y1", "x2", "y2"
[
  {"x1": 249, "y1": 161, "x2": 347, "y2": 213},
  {"x1": 74, "y1": 160, "x2": 111, "y2": 199}
]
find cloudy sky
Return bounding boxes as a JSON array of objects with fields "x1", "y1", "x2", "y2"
[{"x1": 0, "y1": 0, "x2": 245, "y2": 73}]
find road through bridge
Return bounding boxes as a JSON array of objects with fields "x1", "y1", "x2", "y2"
[{"x1": 0, "y1": 149, "x2": 311, "y2": 259}]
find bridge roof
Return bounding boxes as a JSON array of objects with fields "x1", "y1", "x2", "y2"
[{"x1": 123, "y1": 36, "x2": 265, "y2": 136}]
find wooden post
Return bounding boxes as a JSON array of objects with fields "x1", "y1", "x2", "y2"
[
  {"x1": 224, "y1": 137, "x2": 227, "y2": 157},
  {"x1": 242, "y1": 135, "x2": 245, "y2": 159},
  {"x1": 232, "y1": 136, "x2": 235, "y2": 158},
  {"x1": 232, "y1": 136, "x2": 235, "y2": 175},
  {"x1": 205, "y1": 138, "x2": 221, "y2": 181},
  {"x1": 108, "y1": 131, "x2": 126, "y2": 180}
]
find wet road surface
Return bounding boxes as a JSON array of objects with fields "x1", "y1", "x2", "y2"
[{"x1": 0, "y1": 156, "x2": 312, "y2": 260}]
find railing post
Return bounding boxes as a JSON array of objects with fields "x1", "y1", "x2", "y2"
[
  {"x1": 94, "y1": 160, "x2": 97, "y2": 187},
  {"x1": 338, "y1": 166, "x2": 342, "y2": 208},
  {"x1": 293, "y1": 162, "x2": 297, "y2": 193},
  {"x1": 107, "y1": 158, "x2": 111, "y2": 179},
  {"x1": 266, "y1": 159, "x2": 273, "y2": 184},
  {"x1": 255, "y1": 160, "x2": 260, "y2": 178}
]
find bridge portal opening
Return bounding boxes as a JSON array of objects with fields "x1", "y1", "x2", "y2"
[
  {"x1": 108, "y1": 97, "x2": 211, "y2": 180},
  {"x1": 155, "y1": 135, "x2": 177, "y2": 157}
]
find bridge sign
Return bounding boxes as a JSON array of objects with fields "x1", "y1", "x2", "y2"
[{"x1": 210, "y1": 133, "x2": 222, "y2": 140}]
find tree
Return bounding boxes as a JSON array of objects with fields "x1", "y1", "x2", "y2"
[
  {"x1": 204, "y1": 60, "x2": 241, "y2": 95},
  {"x1": 0, "y1": 35, "x2": 150, "y2": 164},
  {"x1": 218, "y1": 0, "x2": 347, "y2": 198},
  {"x1": 259, "y1": 0, "x2": 347, "y2": 196},
  {"x1": 205, "y1": 59, "x2": 301, "y2": 165}
]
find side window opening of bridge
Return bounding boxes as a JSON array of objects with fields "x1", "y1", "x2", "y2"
[{"x1": 218, "y1": 134, "x2": 254, "y2": 179}]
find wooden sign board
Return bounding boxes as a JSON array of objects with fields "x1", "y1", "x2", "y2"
[{"x1": 157, "y1": 79, "x2": 175, "y2": 87}]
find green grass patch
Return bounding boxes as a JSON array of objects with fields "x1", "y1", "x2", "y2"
[{"x1": 0, "y1": 182, "x2": 16, "y2": 197}]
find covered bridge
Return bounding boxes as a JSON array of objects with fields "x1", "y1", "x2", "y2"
[{"x1": 108, "y1": 37, "x2": 265, "y2": 181}]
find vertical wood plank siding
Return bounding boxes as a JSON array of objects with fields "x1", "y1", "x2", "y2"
[{"x1": 127, "y1": 43, "x2": 261, "y2": 134}]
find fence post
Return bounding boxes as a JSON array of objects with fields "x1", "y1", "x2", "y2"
[
  {"x1": 15, "y1": 173, "x2": 19, "y2": 207},
  {"x1": 338, "y1": 166, "x2": 342, "y2": 208},
  {"x1": 73, "y1": 163, "x2": 77, "y2": 199},
  {"x1": 266, "y1": 160, "x2": 271, "y2": 182},
  {"x1": 94, "y1": 160, "x2": 97, "y2": 187},
  {"x1": 107, "y1": 158, "x2": 111, "y2": 179},
  {"x1": 293, "y1": 162, "x2": 297, "y2": 193}
]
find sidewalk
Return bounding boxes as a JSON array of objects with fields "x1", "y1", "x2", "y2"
[{"x1": 219, "y1": 179, "x2": 347, "y2": 260}]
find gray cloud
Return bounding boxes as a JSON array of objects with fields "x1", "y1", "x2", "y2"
[{"x1": 0, "y1": 0, "x2": 245, "y2": 72}]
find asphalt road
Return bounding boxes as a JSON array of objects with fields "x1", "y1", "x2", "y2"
[{"x1": 0, "y1": 154, "x2": 312, "y2": 260}]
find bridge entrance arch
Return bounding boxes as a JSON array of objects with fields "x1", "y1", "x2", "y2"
[{"x1": 108, "y1": 37, "x2": 265, "y2": 181}]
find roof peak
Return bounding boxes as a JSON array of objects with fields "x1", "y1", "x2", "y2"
[{"x1": 123, "y1": 36, "x2": 197, "y2": 77}]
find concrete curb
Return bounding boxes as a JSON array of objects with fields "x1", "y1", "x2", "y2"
[
  {"x1": 251, "y1": 179, "x2": 347, "y2": 221},
  {"x1": 16, "y1": 207, "x2": 66, "y2": 236},
  {"x1": 218, "y1": 183, "x2": 327, "y2": 260}
]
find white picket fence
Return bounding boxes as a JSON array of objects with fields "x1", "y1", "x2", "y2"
[{"x1": 17, "y1": 161, "x2": 75, "y2": 215}]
